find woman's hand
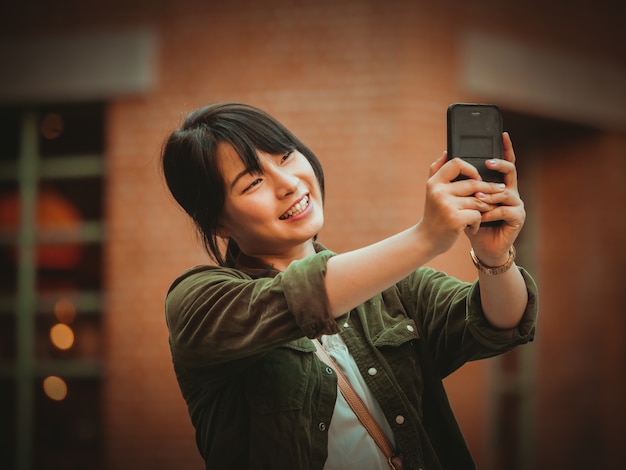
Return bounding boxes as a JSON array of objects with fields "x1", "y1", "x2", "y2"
[
  {"x1": 417, "y1": 144, "x2": 507, "y2": 258},
  {"x1": 325, "y1": 133, "x2": 527, "y2": 320},
  {"x1": 457, "y1": 132, "x2": 528, "y2": 330},
  {"x1": 465, "y1": 132, "x2": 525, "y2": 265}
]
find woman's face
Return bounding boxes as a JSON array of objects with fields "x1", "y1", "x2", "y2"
[{"x1": 216, "y1": 143, "x2": 324, "y2": 266}]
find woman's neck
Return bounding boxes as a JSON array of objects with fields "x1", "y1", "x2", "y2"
[{"x1": 238, "y1": 241, "x2": 317, "y2": 272}]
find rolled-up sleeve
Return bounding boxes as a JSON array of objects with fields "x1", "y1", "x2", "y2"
[
  {"x1": 165, "y1": 250, "x2": 339, "y2": 366},
  {"x1": 282, "y1": 249, "x2": 340, "y2": 338},
  {"x1": 465, "y1": 267, "x2": 538, "y2": 349},
  {"x1": 398, "y1": 265, "x2": 539, "y2": 377}
]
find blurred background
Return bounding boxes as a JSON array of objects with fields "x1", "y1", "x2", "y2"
[{"x1": 0, "y1": 0, "x2": 624, "y2": 469}]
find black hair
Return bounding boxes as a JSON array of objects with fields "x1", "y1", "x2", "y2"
[{"x1": 161, "y1": 103, "x2": 324, "y2": 266}]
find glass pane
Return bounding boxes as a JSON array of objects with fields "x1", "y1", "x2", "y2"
[
  {"x1": 0, "y1": 379, "x2": 16, "y2": 468},
  {"x1": 34, "y1": 377, "x2": 103, "y2": 470},
  {"x1": 0, "y1": 181, "x2": 19, "y2": 295},
  {"x1": 0, "y1": 249, "x2": 17, "y2": 295},
  {"x1": 0, "y1": 315, "x2": 16, "y2": 361},
  {"x1": 38, "y1": 177, "x2": 103, "y2": 221},
  {"x1": 39, "y1": 103, "x2": 104, "y2": 158},
  {"x1": 36, "y1": 242, "x2": 103, "y2": 292},
  {"x1": 35, "y1": 311, "x2": 101, "y2": 361},
  {"x1": 0, "y1": 107, "x2": 20, "y2": 162}
]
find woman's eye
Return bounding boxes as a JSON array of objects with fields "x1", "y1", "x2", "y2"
[
  {"x1": 243, "y1": 178, "x2": 262, "y2": 193},
  {"x1": 281, "y1": 150, "x2": 294, "y2": 163}
]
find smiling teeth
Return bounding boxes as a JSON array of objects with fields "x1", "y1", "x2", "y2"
[{"x1": 280, "y1": 195, "x2": 309, "y2": 220}]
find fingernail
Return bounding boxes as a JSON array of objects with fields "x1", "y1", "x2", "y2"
[
  {"x1": 476, "y1": 192, "x2": 486, "y2": 199},
  {"x1": 487, "y1": 159, "x2": 498, "y2": 165},
  {"x1": 497, "y1": 183, "x2": 506, "y2": 190}
]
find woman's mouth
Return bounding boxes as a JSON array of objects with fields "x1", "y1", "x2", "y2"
[{"x1": 279, "y1": 195, "x2": 310, "y2": 220}]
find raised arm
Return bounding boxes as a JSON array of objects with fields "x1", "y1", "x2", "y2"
[
  {"x1": 464, "y1": 132, "x2": 528, "y2": 328},
  {"x1": 324, "y1": 142, "x2": 516, "y2": 318}
]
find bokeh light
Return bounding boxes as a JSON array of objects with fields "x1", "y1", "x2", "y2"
[
  {"x1": 54, "y1": 298, "x2": 76, "y2": 324},
  {"x1": 43, "y1": 376, "x2": 68, "y2": 401},
  {"x1": 40, "y1": 113, "x2": 64, "y2": 140},
  {"x1": 50, "y1": 323, "x2": 74, "y2": 350}
]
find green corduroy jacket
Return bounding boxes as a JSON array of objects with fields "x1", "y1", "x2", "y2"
[{"x1": 165, "y1": 245, "x2": 538, "y2": 470}]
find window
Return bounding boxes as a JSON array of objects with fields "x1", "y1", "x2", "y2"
[{"x1": 0, "y1": 103, "x2": 105, "y2": 470}]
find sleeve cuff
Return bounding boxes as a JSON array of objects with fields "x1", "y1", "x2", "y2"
[
  {"x1": 281, "y1": 249, "x2": 340, "y2": 338},
  {"x1": 466, "y1": 267, "x2": 539, "y2": 349}
]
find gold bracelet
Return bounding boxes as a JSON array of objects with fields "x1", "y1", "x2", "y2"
[{"x1": 470, "y1": 246, "x2": 516, "y2": 275}]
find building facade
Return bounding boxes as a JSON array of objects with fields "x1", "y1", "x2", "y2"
[{"x1": 0, "y1": 1, "x2": 624, "y2": 469}]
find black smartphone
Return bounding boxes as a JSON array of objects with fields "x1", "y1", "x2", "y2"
[{"x1": 447, "y1": 103, "x2": 504, "y2": 183}]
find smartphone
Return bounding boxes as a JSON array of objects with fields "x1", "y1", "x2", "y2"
[{"x1": 447, "y1": 103, "x2": 504, "y2": 183}]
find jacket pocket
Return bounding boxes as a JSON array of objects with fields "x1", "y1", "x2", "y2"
[
  {"x1": 246, "y1": 338, "x2": 313, "y2": 415},
  {"x1": 373, "y1": 317, "x2": 420, "y2": 346},
  {"x1": 373, "y1": 318, "x2": 425, "y2": 410}
]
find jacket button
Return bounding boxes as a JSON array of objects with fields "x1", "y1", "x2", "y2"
[
  {"x1": 395, "y1": 415, "x2": 405, "y2": 425},
  {"x1": 325, "y1": 367, "x2": 333, "y2": 375},
  {"x1": 367, "y1": 367, "x2": 377, "y2": 376},
  {"x1": 318, "y1": 422, "x2": 327, "y2": 431},
  {"x1": 406, "y1": 325, "x2": 414, "y2": 332}
]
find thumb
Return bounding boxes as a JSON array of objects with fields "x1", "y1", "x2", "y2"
[{"x1": 429, "y1": 151, "x2": 448, "y2": 177}]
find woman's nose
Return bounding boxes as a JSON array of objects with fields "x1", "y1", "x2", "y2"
[{"x1": 274, "y1": 169, "x2": 299, "y2": 198}]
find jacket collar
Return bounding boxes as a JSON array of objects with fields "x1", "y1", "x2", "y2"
[{"x1": 233, "y1": 241, "x2": 327, "y2": 279}]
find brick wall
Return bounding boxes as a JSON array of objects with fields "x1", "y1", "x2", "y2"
[{"x1": 1, "y1": 0, "x2": 625, "y2": 468}]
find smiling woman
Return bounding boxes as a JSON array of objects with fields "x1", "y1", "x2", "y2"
[
  {"x1": 160, "y1": 102, "x2": 538, "y2": 470},
  {"x1": 215, "y1": 143, "x2": 324, "y2": 269},
  {"x1": 161, "y1": 103, "x2": 324, "y2": 268}
]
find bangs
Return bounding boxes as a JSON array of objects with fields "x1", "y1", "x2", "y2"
[{"x1": 210, "y1": 106, "x2": 297, "y2": 173}]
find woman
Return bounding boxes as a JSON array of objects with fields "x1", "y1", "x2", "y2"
[{"x1": 161, "y1": 102, "x2": 538, "y2": 469}]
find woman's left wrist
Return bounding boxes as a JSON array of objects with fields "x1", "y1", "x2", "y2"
[{"x1": 470, "y1": 246, "x2": 516, "y2": 275}]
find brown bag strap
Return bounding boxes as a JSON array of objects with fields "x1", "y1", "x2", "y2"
[{"x1": 313, "y1": 339, "x2": 404, "y2": 470}]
